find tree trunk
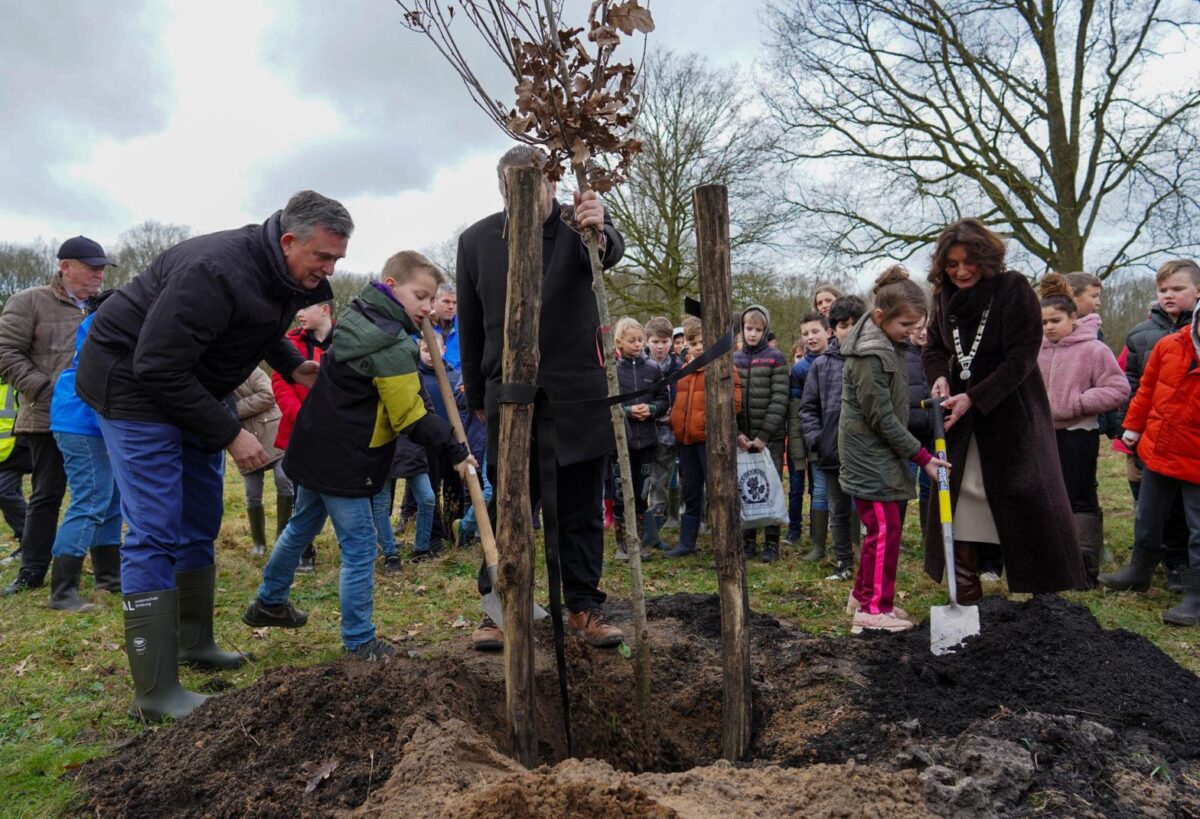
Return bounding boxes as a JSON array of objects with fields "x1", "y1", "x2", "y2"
[
  {"x1": 496, "y1": 165, "x2": 543, "y2": 768},
  {"x1": 572, "y1": 168, "x2": 652, "y2": 713},
  {"x1": 694, "y1": 183, "x2": 752, "y2": 761}
]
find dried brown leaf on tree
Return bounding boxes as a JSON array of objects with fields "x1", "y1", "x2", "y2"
[
  {"x1": 588, "y1": 24, "x2": 620, "y2": 49},
  {"x1": 608, "y1": 0, "x2": 655, "y2": 35},
  {"x1": 298, "y1": 757, "x2": 340, "y2": 794}
]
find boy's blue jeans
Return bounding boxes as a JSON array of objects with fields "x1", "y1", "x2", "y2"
[
  {"x1": 371, "y1": 485, "x2": 398, "y2": 557},
  {"x1": 786, "y1": 457, "x2": 806, "y2": 538},
  {"x1": 258, "y1": 485, "x2": 377, "y2": 650},
  {"x1": 97, "y1": 418, "x2": 223, "y2": 594},
  {"x1": 407, "y1": 473, "x2": 437, "y2": 553},
  {"x1": 50, "y1": 431, "x2": 123, "y2": 558},
  {"x1": 460, "y1": 458, "x2": 493, "y2": 541},
  {"x1": 810, "y1": 464, "x2": 829, "y2": 512}
]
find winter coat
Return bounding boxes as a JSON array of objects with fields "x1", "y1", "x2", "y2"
[
  {"x1": 271, "y1": 326, "x2": 331, "y2": 450},
  {"x1": 1037, "y1": 313, "x2": 1129, "y2": 430},
  {"x1": 904, "y1": 343, "x2": 933, "y2": 447},
  {"x1": 284, "y1": 282, "x2": 466, "y2": 497},
  {"x1": 670, "y1": 367, "x2": 742, "y2": 446},
  {"x1": 617, "y1": 352, "x2": 669, "y2": 451},
  {"x1": 232, "y1": 368, "x2": 284, "y2": 475},
  {"x1": 390, "y1": 391, "x2": 437, "y2": 480},
  {"x1": 1122, "y1": 314, "x2": 1200, "y2": 484},
  {"x1": 838, "y1": 316, "x2": 923, "y2": 502},
  {"x1": 76, "y1": 212, "x2": 332, "y2": 452},
  {"x1": 434, "y1": 316, "x2": 460, "y2": 370},
  {"x1": 0, "y1": 274, "x2": 88, "y2": 433},
  {"x1": 50, "y1": 314, "x2": 102, "y2": 438},
  {"x1": 457, "y1": 199, "x2": 623, "y2": 467},
  {"x1": 733, "y1": 305, "x2": 790, "y2": 443},
  {"x1": 1118, "y1": 304, "x2": 1193, "y2": 433},
  {"x1": 922, "y1": 270, "x2": 1084, "y2": 593},
  {"x1": 419, "y1": 360, "x2": 463, "y2": 421},
  {"x1": 799, "y1": 340, "x2": 846, "y2": 471}
]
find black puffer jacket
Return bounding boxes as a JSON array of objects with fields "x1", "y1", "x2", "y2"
[
  {"x1": 76, "y1": 212, "x2": 332, "y2": 452},
  {"x1": 799, "y1": 339, "x2": 846, "y2": 470},
  {"x1": 733, "y1": 304, "x2": 790, "y2": 443},
  {"x1": 1118, "y1": 304, "x2": 1194, "y2": 432},
  {"x1": 905, "y1": 343, "x2": 933, "y2": 447},
  {"x1": 617, "y1": 352, "x2": 669, "y2": 450}
]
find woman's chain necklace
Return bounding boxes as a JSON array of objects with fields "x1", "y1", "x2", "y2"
[{"x1": 952, "y1": 301, "x2": 991, "y2": 380}]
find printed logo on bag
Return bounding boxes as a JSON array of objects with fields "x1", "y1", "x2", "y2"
[
  {"x1": 739, "y1": 467, "x2": 770, "y2": 505},
  {"x1": 122, "y1": 600, "x2": 136, "y2": 612},
  {"x1": 132, "y1": 637, "x2": 148, "y2": 655}
]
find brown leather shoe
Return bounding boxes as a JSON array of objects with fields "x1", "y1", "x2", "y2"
[
  {"x1": 567, "y1": 607, "x2": 624, "y2": 648},
  {"x1": 471, "y1": 615, "x2": 504, "y2": 651}
]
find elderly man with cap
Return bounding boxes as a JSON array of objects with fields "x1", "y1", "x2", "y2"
[
  {"x1": 0, "y1": 236, "x2": 112, "y2": 596},
  {"x1": 75, "y1": 190, "x2": 351, "y2": 722}
]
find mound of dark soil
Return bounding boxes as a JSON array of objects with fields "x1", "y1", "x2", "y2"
[{"x1": 81, "y1": 593, "x2": 1200, "y2": 818}]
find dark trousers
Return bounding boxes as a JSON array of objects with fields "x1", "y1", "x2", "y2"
[
  {"x1": 477, "y1": 452, "x2": 606, "y2": 613},
  {"x1": 611, "y1": 445, "x2": 655, "y2": 526},
  {"x1": 1056, "y1": 429, "x2": 1100, "y2": 513},
  {"x1": 1134, "y1": 468, "x2": 1200, "y2": 568},
  {"x1": 786, "y1": 456, "x2": 805, "y2": 538},
  {"x1": 1130, "y1": 462, "x2": 1189, "y2": 568},
  {"x1": 0, "y1": 467, "x2": 27, "y2": 542},
  {"x1": 824, "y1": 467, "x2": 854, "y2": 565},
  {"x1": 678, "y1": 443, "x2": 707, "y2": 519},
  {"x1": 17, "y1": 432, "x2": 66, "y2": 579}
]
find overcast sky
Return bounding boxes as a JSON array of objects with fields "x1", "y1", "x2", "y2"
[{"x1": 0, "y1": 1, "x2": 765, "y2": 274}]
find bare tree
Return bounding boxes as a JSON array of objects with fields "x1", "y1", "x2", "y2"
[
  {"x1": 110, "y1": 220, "x2": 193, "y2": 288},
  {"x1": 605, "y1": 51, "x2": 788, "y2": 316},
  {"x1": 762, "y1": 0, "x2": 1200, "y2": 278},
  {"x1": 0, "y1": 239, "x2": 58, "y2": 308},
  {"x1": 420, "y1": 225, "x2": 468, "y2": 280}
]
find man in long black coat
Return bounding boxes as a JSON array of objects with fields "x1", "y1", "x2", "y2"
[{"x1": 457, "y1": 145, "x2": 623, "y2": 650}]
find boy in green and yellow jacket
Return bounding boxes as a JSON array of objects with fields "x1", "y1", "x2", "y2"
[{"x1": 245, "y1": 251, "x2": 474, "y2": 662}]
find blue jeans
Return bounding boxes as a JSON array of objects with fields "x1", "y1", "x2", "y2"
[
  {"x1": 786, "y1": 456, "x2": 806, "y2": 537},
  {"x1": 810, "y1": 464, "x2": 829, "y2": 512},
  {"x1": 50, "y1": 432, "x2": 122, "y2": 558},
  {"x1": 460, "y1": 458, "x2": 493, "y2": 541},
  {"x1": 258, "y1": 485, "x2": 378, "y2": 650},
  {"x1": 408, "y1": 473, "x2": 436, "y2": 552},
  {"x1": 372, "y1": 485, "x2": 398, "y2": 556},
  {"x1": 98, "y1": 418, "x2": 223, "y2": 594}
]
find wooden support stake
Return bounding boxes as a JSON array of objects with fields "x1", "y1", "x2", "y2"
[
  {"x1": 694, "y1": 183, "x2": 752, "y2": 761},
  {"x1": 496, "y1": 165, "x2": 543, "y2": 768}
]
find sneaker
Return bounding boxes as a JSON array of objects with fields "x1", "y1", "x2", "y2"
[
  {"x1": 346, "y1": 637, "x2": 397, "y2": 663},
  {"x1": 826, "y1": 561, "x2": 853, "y2": 581},
  {"x1": 761, "y1": 544, "x2": 780, "y2": 563},
  {"x1": 1168, "y1": 565, "x2": 1185, "y2": 593},
  {"x1": 851, "y1": 610, "x2": 915, "y2": 634},
  {"x1": 409, "y1": 547, "x2": 439, "y2": 564},
  {"x1": 382, "y1": 554, "x2": 403, "y2": 575},
  {"x1": 242, "y1": 598, "x2": 308, "y2": 628},
  {"x1": 845, "y1": 592, "x2": 908, "y2": 621},
  {"x1": 567, "y1": 607, "x2": 624, "y2": 648},
  {"x1": 980, "y1": 571, "x2": 1001, "y2": 584},
  {"x1": 471, "y1": 615, "x2": 504, "y2": 651},
  {"x1": 613, "y1": 543, "x2": 630, "y2": 562},
  {"x1": 2, "y1": 570, "x2": 40, "y2": 596},
  {"x1": 653, "y1": 539, "x2": 671, "y2": 551},
  {"x1": 296, "y1": 545, "x2": 316, "y2": 574}
]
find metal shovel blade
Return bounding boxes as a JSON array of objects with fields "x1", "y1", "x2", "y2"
[
  {"x1": 930, "y1": 602, "x2": 981, "y2": 656},
  {"x1": 482, "y1": 566, "x2": 549, "y2": 630}
]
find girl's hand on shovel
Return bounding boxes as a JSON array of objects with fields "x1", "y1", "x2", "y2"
[
  {"x1": 454, "y1": 454, "x2": 480, "y2": 481},
  {"x1": 922, "y1": 456, "x2": 951, "y2": 483},
  {"x1": 942, "y1": 392, "x2": 973, "y2": 430}
]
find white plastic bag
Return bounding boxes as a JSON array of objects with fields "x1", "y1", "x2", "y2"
[{"x1": 737, "y1": 449, "x2": 788, "y2": 530}]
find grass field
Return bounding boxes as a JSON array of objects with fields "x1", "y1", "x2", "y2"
[{"x1": 0, "y1": 448, "x2": 1196, "y2": 817}]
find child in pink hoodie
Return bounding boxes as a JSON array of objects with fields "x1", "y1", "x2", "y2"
[{"x1": 1038, "y1": 273, "x2": 1130, "y2": 584}]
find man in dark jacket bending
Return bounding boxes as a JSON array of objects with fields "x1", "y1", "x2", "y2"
[
  {"x1": 75, "y1": 190, "x2": 352, "y2": 721},
  {"x1": 457, "y1": 145, "x2": 624, "y2": 651}
]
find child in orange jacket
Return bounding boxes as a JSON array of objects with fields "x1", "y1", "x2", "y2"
[
  {"x1": 665, "y1": 317, "x2": 741, "y2": 557},
  {"x1": 1101, "y1": 308, "x2": 1200, "y2": 625}
]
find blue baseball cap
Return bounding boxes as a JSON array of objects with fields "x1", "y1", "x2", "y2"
[{"x1": 56, "y1": 236, "x2": 114, "y2": 267}]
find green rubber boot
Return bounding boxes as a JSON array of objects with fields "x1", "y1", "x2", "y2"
[
  {"x1": 803, "y1": 510, "x2": 828, "y2": 562},
  {"x1": 176, "y1": 565, "x2": 250, "y2": 670},
  {"x1": 123, "y1": 588, "x2": 208, "y2": 722},
  {"x1": 247, "y1": 505, "x2": 268, "y2": 557}
]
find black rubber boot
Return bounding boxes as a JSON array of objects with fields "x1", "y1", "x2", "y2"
[
  {"x1": 1098, "y1": 548, "x2": 1162, "y2": 592},
  {"x1": 662, "y1": 486, "x2": 681, "y2": 532},
  {"x1": 176, "y1": 565, "x2": 250, "y2": 670},
  {"x1": 90, "y1": 544, "x2": 121, "y2": 593},
  {"x1": 1073, "y1": 512, "x2": 1104, "y2": 588},
  {"x1": 247, "y1": 505, "x2": 268, "y2": 558},
  {"x1": 123, "y1": 588, "x2": 208, "y2": 722},
  {"x1": 804, "y1": 510, "x2": 828, "y2": 562},
  {"x1": 1163, "y1": 568, "x2": 1200, "y2": 626},
  {"x1": 276, "y1": 494, "x2": 293, "y2": 539},
  {"x1": 47, "y1": 556, "x2": 97, "y2": 612},
  {"x1": 761, "y1": 528, "x2": 780, "y2": 563},
  {"x1": 665, "y1": 514, "x2": 699, "y2": 558}
]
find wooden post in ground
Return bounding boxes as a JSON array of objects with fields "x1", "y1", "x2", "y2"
[
  {"x1": 694, "y1": 183, "x2": 752, "y2": 761},
  {"x1": 496, "y1": 165, "x2": 543, "y2": 768}
]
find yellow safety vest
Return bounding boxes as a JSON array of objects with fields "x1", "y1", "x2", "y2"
[{"x1": 0, "y1": 382, "x2": 17, "y2": 462}]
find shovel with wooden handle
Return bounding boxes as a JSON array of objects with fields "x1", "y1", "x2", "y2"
[
  {"x1": 420, "y1": 319, "x2": 548, "y2": 628},
  {"x1": 921, "y1": 397, "x2": 980, "y2": 655}
]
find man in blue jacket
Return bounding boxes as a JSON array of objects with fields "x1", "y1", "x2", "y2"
[{"x1": 76, "y1": 190, "x2": 353, "y2": 721}]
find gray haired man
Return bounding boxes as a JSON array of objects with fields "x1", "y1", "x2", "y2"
[{"x1": 75, "y1": 190, "x2": 352, "y2": 721}]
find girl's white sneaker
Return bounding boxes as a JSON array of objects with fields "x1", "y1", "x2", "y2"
[{"x1": 851, "y1": 610, "x2": 916, "y2": 634}]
